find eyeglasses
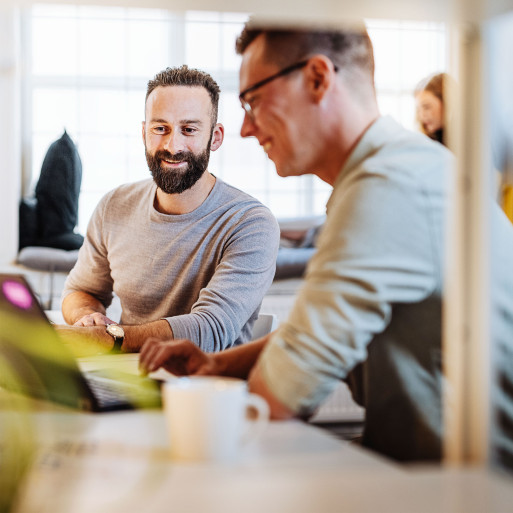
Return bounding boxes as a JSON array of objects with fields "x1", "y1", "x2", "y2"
[{"x1": 239, "y1": 60, "x2": 309, "y2": 121}]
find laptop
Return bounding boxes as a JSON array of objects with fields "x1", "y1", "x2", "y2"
[{"x1": 0, "y1": 273, "x2": 161, "y2": 412}]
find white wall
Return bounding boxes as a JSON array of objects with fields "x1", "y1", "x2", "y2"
[{"x1": 0, "y1": 7, "x2": 21, "y2": 266}]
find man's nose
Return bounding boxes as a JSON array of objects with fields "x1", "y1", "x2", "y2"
[
  {"x1": 161, "y1": 131, "x2": 184, "y2": 153},
  {"x1": 240, "y1": 112, "x2": 256, "y2": 138}
]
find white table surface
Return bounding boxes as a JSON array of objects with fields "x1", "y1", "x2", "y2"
[{"x1": 4, "y1": 355, "x2": 513, "y2": 513}]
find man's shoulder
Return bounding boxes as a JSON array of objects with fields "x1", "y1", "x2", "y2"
[
  {"x1": 372, "y1": 117, "x2": 452, "y2": 167},
  {"x1": 351, "y1": 116, "x2": 452, "y2": 186},
  {"x1": 215, "y1": 178, "x2": 271, "y2": 213},
  {"x1": 100, "y1": 179, "x2": 154, "y2": 206},
  {"x1": 109, "y1": 178, "x2": 154, "y2": 197},
  {"x1": 209, "y1": 178, "x2": 279, "y2": 233}
]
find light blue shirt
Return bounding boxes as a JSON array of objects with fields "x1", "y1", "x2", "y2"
[{"x1": 258, "y1": 116, "x2": 513, "y2": 463}]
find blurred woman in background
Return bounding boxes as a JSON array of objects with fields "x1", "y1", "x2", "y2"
[{"x1": 414, "y1": 72, "x2": 449, "y2": 146}]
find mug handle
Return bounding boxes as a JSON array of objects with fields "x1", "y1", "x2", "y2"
[{"x1": 241, "y1": 393, "x2": 270, "y2": 445}]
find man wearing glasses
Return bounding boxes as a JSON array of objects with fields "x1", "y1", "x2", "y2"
[{"x1": 140, "y1": 23, "x2": 513, "y2": 465}]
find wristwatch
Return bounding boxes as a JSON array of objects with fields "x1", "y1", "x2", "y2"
[{"x1": 106, "y1": 323, "x2": 125, "y2": 352}]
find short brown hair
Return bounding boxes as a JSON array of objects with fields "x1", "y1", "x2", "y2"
[
  {"x1": 235, "y1": 22, "x2": 375, "y2": 84},
  {"x1": 146, "y1": 65, "x2": 221, "y2": 127}
]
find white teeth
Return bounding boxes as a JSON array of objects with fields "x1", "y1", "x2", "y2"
[{"x1": 263, "y1": 142, "x2": 271, "y2": 153}]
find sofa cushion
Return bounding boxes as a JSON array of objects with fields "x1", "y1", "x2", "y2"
[
  {"x1": 35, "y1": 130, "x2": 83, "y2": 249},
  {"x1": 274, "y1": 247, "x2": 317, "y2": 280},
  {"x1": 18, "y1": 197, "x2": 38, "y2": 250}
]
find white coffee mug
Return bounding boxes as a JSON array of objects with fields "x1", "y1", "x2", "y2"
[{"x1": 163, "y1": 376, "x2": 269, "y2": 462}]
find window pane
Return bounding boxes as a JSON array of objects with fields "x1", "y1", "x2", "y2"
[
  {"x1": 33, "y1": 88, "x2": 79, "y2": 134},
  {"x1": 127, "y1": 19, "x2": 172, "y2": 77},
  {"x1": 369, "y1": 27, "x2": 401, "y2": 90},
  {"x1": 219, "y1": 92, "x2": 245, "y2": 136},
  {"x1": 268, "y1": 192, "x2": 302, "y2": 218},
  {"x1": 78, "y1": 190, "x2": 105, "y2": 234},
  {"x1": 27, "y1": 7, "x2": 447, "y2": 233},
  {"x1": 32, "y1": 4, "x2": 77, "y2": 17},
  {"x1": 128, "y1": 90, "x2": 146, "y2": 133},
  {"x1": 399, "y1": 29, "x2": 446, "y2": 89},
  {"x1": 79, "y1": 135, "x2": 128, "y2": 191},
  {"x1": 128, "y1": 135, "x2": 149, "y2": 183},
  {"x1": 79, "y1": 19, "x2": 125, "y2": 76},
  {"x1": 78, "y1": 89, "x2": 128, "y2": 135},
  {"x1": 221, "y1": 22, "x2": 244, "y2": 71},
  {"x1": 185, "y1": 22, "x2": 220, "y2": 70},
  {"x1": 218, "y1": 137, "x2": 269, "y2": 190},
  {"x1": 32, "y1": 17, "x2": 79, "y2": 75},
  {"x1": 79, "y1": 6, "x2": 125, "y2": 20}
]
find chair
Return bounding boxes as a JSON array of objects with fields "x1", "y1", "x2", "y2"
[
  {"x1": 251, "y1": 313, "x2": 278, "y2": 339},
  {"x1": 17, "y1": 246, "x2": 79, "y2": 310}
]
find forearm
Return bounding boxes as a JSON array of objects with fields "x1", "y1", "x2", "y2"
[
  {"x1": 56, "y1": 319, "x2": 173, "y2": 354},
  {"x1": 214, "y1": 334, "x2": 271, "y2": 379},
  {"x1": 62, "y1": 291, "x2": 107, "y2": 324},
  {"x1": 122, "y1": 320, "x2": 173, "y2": 352}
]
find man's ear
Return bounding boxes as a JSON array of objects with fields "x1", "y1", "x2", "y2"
[
  {"x1": 305, "y1": 55, "x2": 335, "y2": 103},
  {"x1": 141, "y1": 121, "x2": 146, "y2": 146},
  {"x1": 210, "y1": 123, "x2": 225, "y2": 151}
]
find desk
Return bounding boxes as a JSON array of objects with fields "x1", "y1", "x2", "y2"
[{"x1": 4, "y1": 357, "x2": 513, "y2": 513}]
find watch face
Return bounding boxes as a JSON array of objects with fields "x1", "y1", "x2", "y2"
[{"x1": 107, "y1": 324, "x2": 124, "y2": 337}]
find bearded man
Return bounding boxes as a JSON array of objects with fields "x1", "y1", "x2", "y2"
[{"x1": 60, "y1": 65, "x2": 279, "y2": 353}]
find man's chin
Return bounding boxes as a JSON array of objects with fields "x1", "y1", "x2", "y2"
[{"x1": 274, "y1": 160, "x2": 291, "y2": 178}]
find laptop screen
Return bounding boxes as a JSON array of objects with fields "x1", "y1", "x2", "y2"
[
  {"x1": 0, "y1": 273, "x2": 97, "y2": 409},
  {"x1": 0, "y1": 273, "x2": 161, "y2": 412},
  {"x1": 0, "y1": 274, "x2": 50, "y2": 322}
]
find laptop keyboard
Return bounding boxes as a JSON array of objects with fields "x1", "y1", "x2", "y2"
[{"x1": 85, "y1": 371, "x2": 161, "y2": 410}]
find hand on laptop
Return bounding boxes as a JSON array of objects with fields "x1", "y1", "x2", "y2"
[
  {"x1": 55, "y1": 325, "x2": 115, "y2": 356},
  {"x1": 139, "y1": 338, "x2": 219, "y2": 377},
  {"x1": 73, "y1": 312, "x2": 116, "y2": 327}
]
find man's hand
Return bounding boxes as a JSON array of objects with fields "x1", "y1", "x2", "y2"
[
  {"x1": 73, "y1": 312, "x2": 116, "y2": 327},
  {"x1": 56, "y1": 319, "x2": 172, "y2": 353},
  {"x1": 56, "y1": 325, "x2": 114, "y2": 356},
  {"x1": 139, "y1": 338, "x2": 220, "y2": 377}
]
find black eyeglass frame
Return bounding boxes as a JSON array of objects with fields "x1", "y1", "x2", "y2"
[
  {"x1": 239, "y1": 60, "x2": 309, "y2": 118},
  {"x1": 239, "y1": 59, "x2": 339, "y2": 119}
]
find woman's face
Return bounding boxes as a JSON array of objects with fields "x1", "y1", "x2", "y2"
[{"x1": 415, "y1": 90, "x2": 444, "y2": 136}]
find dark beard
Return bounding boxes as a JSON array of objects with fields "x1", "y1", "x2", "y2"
[{"x1": 146, "y1": 147, "x2": 210, "y2": 194}]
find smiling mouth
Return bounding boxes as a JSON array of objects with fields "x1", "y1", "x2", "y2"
[
  {"x1": 262, "y1": 142, "x2": 272, "y2": 154},
  {"x1": 162, "y1": 158, "x2": 186, "y2": 165}
]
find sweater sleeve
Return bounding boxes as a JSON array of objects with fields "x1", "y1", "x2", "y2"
[{"x1": 165, "y1": 205, "x2": 280, "y2": 352}]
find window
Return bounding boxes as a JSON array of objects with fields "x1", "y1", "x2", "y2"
[
  {"x1": 368, "y1": 19, "x2": 447, "y2": 128},
  {"x1": 24, "y1": 6, "x2": 446, "y2": 233}
]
